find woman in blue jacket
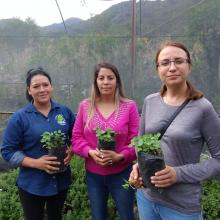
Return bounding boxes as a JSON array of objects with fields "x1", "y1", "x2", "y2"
[{"x1": 1, "y1": 67, "x2": 75, "y2": 220}]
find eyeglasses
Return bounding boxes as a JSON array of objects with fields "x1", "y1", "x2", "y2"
[{"x1": 157, "y1": 58, "x2": 189, "y2": 68}]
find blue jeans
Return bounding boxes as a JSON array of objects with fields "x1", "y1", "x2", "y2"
[
  {"x1": 86, "y1": 166, "x2": 135, "y2": 220},
  {"x1": 137, "y1": 190, "x2": 203, "y2": 220}
]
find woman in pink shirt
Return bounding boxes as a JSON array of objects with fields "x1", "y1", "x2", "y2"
[{"x1": 72, "y1": 62, "x2": 139, "y2": 220}]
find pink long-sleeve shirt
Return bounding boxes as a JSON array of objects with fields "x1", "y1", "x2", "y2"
[{"x1": 72, "y1": 99, "x2": 139, "y2": 175}]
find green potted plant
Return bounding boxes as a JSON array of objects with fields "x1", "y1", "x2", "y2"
[
  {"x1": 95, "y1": 126, "x2": 116, "y2": 151},
  {"x1": 130, "y1": 133, "x2": 165, "y2": 191},
  {"x1": 122, "y1": 178, "x2": 135, "y2": 190},
  {"x1": 40, "y1": 130, "x2": 68, "y2": 173}
]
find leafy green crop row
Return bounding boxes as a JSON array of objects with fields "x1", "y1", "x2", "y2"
[{"x1": 0, "y1": 156, "x2": 219, "y2": 220}]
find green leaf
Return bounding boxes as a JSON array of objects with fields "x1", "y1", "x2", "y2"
[
  {"x1": 94, "y1": 126, "x2": 116, "y2": 142},
  {"x1": 40, "y1": 130, "x2": 66, "y2": 149},
  {"x1": 129, "y1": 133, "x2": 162, "y2": 156}
]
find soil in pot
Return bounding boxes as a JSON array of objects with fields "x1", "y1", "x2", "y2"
[
  {"x1": 137, "y1": 152, "x2": 165, "y2": 191},
  {"x1": 48, "y1": 146, "x2": 67, "y2": 173},
  {"x1": 98, "y1": 139, "x2": 115, "y2": 151}
]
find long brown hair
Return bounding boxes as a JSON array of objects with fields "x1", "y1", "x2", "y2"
[
  {"x1": 87, "y1": 62, "x2": 129, "y2": 126},
  {"x1": 155, "y1": 41, "x2": 203, "y2": 100}
]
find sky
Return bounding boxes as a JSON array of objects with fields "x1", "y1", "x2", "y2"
[{"x1": 0, "y1": 0, "x2": 126, "y2": 27}]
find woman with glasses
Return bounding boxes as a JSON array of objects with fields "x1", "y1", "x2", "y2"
[
  {"x1": 129, "y1": 41, "x2": 220, "y2": 220},
  {"x1": 1, "y1": 67, "x2": 75, "y2": 220},
  {"x1": 72, "y1": 62, "x2": 139, "y2": 220}
]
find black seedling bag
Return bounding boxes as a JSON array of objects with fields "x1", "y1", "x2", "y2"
[
  {"x1": 48, "y1": 145, "x2": 67, "y2": 173},
  {"x1": 98, "y1": 139, "x2": 115, "y2": 151},
  {"x1": 138, "y1": 152, "x2": 165, "y2": 191}
]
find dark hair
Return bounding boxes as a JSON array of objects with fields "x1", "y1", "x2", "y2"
[
  {"x1": 26, "y1": 67, "x2": 52, "y2": 102},
  {"x1": 155, "y1": 41, "x2": 203, "y2": 100}
]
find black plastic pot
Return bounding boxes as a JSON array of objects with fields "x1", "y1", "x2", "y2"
[
  {"x1": 137, "y1": 152, "x2": 165, "y2": 191},
  {"x1": 48, "y1": 146, "x2": 67, "y2": 173},
  {"x1": 98, "y1": 139, "x2": 115, "y2": 151}
]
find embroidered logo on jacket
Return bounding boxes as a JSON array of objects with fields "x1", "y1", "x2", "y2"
[{"x1": 56, "y1": 114, "x2": 66, "y2": 125}]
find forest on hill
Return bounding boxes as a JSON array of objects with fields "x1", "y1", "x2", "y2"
[{"x1": 0, "y1": 0, "x2": 219, "y2": 113}]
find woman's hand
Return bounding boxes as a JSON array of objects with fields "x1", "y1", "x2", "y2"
[
  {"x1": 22, "y1": 156, "x2": 60, "y2": 174},
  {"x1": 151, "y1": 165, "x2": 176, "y2": 187},
  {"x1": 89, "y1": 149, "x2": 124, "y2": 166},
  {"x1": 129, "y1": 163, "x2": 143, "y2": 188},
  {"x1": 64, "y1": 147, "x2": 74, "y2": 166},
  {"x1": 99, "y1": 149, "x2": 124, "y2": 165},
  {"x1": 35, "y1": 155, "x2": 61, "y2": 174},
  {"x1": 89, "y1": 149, "x2": 106, "y2": 165}
]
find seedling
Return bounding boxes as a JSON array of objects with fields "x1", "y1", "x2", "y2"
[
  {"x1": 40, "y1": 130, "x2": 68, "y2": 173},
  {"x1": 122, "y1": 178, "x2": 135, "y2": 190},
  {"x1": 95, "y1": 126, "x2": 116, "y2": 151},
  {"x1": 130, "y1": 133, "x2": 164, "y2": 191},
  {"x1": 130, "y1": 133, "x2": 161, "y2": 156},
  {"x1": 40, "y1": 130, "x2": 66, "y2": 149},
  {"x1": 95, "y1": 126, "x2": 115, "y2": 142}
]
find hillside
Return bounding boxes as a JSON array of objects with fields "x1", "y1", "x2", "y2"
[
  {"x1": 0, "y1": 0, "x2": 219, "y2": 113},
  {"x1": 39, "y1": 0, "x2": 203, "y2": 36},
  {"x1": 0, "y1": 0, "x2": 204, "y2": 36}
]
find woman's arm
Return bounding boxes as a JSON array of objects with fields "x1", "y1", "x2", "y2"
[
  {"x1": 21, "y1": 156, "x2": 60, "y2": 174},
  {"x1": 175, "y1": 101, "x2": 220, "y2": 183},
  {"x1": 1, "y1": 113, "x2": 26, "y2": 167},
  {"x1": 72, "y1": 102, "x2": 93, "y2": 158},
  {"x1": 117, "y1": 102, "x2": 140, "y2": 163}
]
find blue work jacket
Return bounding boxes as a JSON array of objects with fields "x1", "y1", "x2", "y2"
[{"x1": 1, "y1": 101, "x2": 75, "y2": 196}]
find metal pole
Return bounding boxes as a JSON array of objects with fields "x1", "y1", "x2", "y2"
[
  {"x1": 139, "y1": 0, "x2": 142, "y2": 36},
  {"x1": 131, "y1": 0, "x2": 136, "y2": 99}
]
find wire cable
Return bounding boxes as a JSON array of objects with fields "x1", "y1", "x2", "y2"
[
  {"x1": 143, "y1": 0, "x2": 207, "y2": 36},
  {"x1": 54, "y1": 0, "x2": 68, "y2": 34}
]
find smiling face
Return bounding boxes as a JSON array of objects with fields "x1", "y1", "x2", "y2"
[
  {"x1": 27, "y1": 74, "x2": 53, "y2": 106},
  {"x1": 96, "y1": 67, "x2": 117, "y2": 97},
  {"x1": 157, "y1": 46, "x2": 191, "y2": 87}
]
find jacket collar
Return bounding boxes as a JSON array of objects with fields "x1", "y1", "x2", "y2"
[{"x1": 25, "y1": 100, "x2": 60, "y2": 113}]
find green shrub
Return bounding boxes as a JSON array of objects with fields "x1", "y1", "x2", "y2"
[
  {"x1": 1, "y1": 157, "x2": 219, "y2": 220},
  {"x1": 63, "y1": 156, "x2": 91, "y2": 220},
  {"x1": 202, "y1": 179, "x2": 220, "y2": 220},
  {"x1": 0, "y1": 169, "x2": 23, "y2": 220}
]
